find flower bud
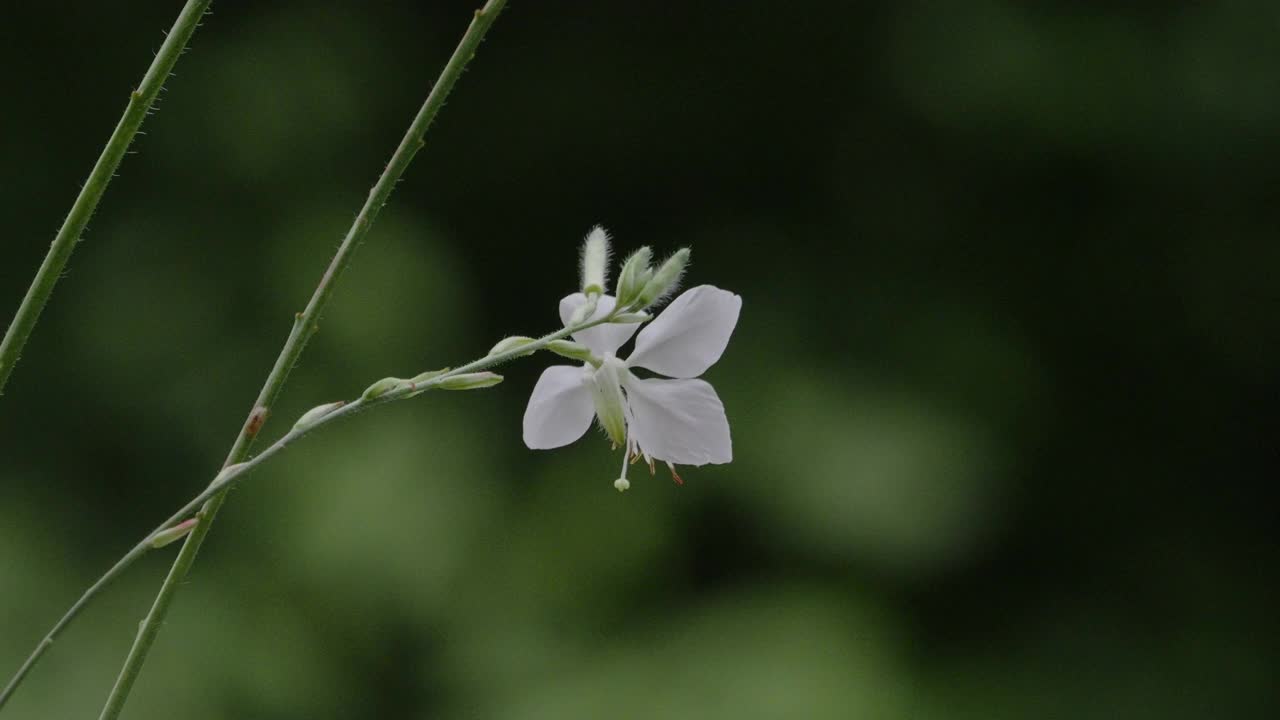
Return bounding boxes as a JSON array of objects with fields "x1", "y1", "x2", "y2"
[
  {"x1": 488, "y1": 336, "x2": 536, "y2": 357},
  {"x1": 438, "y1": 371, "x2": 504, "y2": 390},
  {"x1": 410, "y1": 368, "x2": 449, "y2": 384},
  {"x1": 361, "y1": 377, "x2": 404, "y2": 400},
  {"x1": 546, "y1": 339, "x2": 595, "y2": 363},
  {"x1": 293, "y1": 401, "x2": 346, "y2": 431},
  {"x1": 614, "y1": 246, "x2": 653, "y2": 308},
  {"x1": 635, "y1": 248, "x2": 689, "y2": 308},
  {"x1": 580, "y1": 225, "x2": 611, "y2": 296},
  {"x1": 613, "y1": 477, "x2": 631, "y2": 492},
  {"x1": 405, "y1": 369, "x2": 449, "y2": 397},
  {"x1": 150, "y1": 518, "x2": 198, "y2": 549}
]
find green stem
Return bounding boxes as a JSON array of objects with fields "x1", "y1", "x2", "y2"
[
  {"x1": 0, "y1": 0, "x2": 212, "y2": 396},
  {"x1": 94, "y1": 3, "x2": 510, "y2": 718},
  {"x1": 0, "y1": 309, "x2": 599, "y2": 715}
]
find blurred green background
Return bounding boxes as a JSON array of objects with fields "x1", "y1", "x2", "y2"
[{"x1": 1, "y1": 2, "x2": 1276, "y2": 718}]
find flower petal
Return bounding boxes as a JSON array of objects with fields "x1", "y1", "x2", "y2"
[
  {"x1": 626, "y1": 285, "x2": 741, "y2": 378},
  {"x1": 624, "y1": 375, "x2": 732, "y2": 465},
  {"x1": 523, "y1": 365, "x2": 595, "y2": 449},
  {"x1": 559, "y1": 293, "x2": 642, "y2": 356}
]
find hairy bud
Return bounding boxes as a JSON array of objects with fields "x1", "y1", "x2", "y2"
[
  {"x1": 580, "y1": 225, "x2": 611, "y2": 296},
  {"x1": 438, "y1": 372, "x2": 504, "y2": 390},
  {"x1": 614, "y1": 246, "x2": 653, "y2": 309},
  {"x1": 636, "y1": 248, "x2": 690, "y2": 308},
  {"x1": 546, "y1": 339, "x2": 597, "y2": 364},
  {"x1": 488, "y1": 336, "x2": 536, "y2": 357}
]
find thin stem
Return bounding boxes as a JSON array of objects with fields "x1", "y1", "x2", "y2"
[
  {"x1": 95, "y1": 3, "x2": 510, "y2": 718},
  {"x1": 0, "y1": 0, "x2": 212, "y2": 396},
  {"x1": 0, "y1": 310, "x2": 603, "y2": 713}
]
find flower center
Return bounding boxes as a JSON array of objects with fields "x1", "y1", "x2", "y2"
[{"x1": 586, "y1": 354, "x2": 628, "y2": 446}]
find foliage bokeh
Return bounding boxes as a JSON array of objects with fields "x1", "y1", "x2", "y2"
[{"x1": 1, "y1": 2, "x2": 1275, "y2": 718}]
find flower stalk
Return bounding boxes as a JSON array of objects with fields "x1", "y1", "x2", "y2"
[{"x1": 0, "y1": 308, "x2": 612, "y2": 717}]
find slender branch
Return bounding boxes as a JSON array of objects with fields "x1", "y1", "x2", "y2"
[
  {"x1": 93, "y1": 3, "x2": 511, "y2": 718},
  {"x1": 0, "y1": 0, "x2": 213, "y2": 396},
  {"x1": 0, "y1": 309, "x2": 603, "y2": 713}
]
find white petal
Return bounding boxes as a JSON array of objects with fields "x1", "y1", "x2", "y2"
[
  {"x1": 559, "y1": 293, "x2": 642, "y2": 356},
  {"x1": 523, "y1": 365, "x2": 595, "y2": 450},
  {"x1": 625, "y1": 375, "x2": 732, "y2": 465},
  {"x1": 626, "y1": 285, "x2": 741, "y2": 378}
]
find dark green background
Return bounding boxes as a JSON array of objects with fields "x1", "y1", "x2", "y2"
[{"x1": 1, "y1": 2, "x2": 1275, "y2": 718}]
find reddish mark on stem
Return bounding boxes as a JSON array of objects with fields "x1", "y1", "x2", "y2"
[{"x1": 245, "y1": 406, "x2": 269, "y2": 438}]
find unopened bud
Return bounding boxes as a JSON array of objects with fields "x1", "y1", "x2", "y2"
[
  {"x1": 547, "y1": 339, "x2": 595, "y2": 363},
  {"x1": 405, "y1": 368, "x2": 449, "y2": 398},
  {"x1": 636, "y1": 248, "x2": 690, "y2": 308},
  {"x1": 361, "y1": 377, "x2": 404, "y2": 400},
  {"x1": 410, "y1": 368, "x2": 449, "y2": 384},
  {"x1": 437, "y1": 372, "x2": 504, "y2": 390},
  {"x1": 488, "y1": 336, "x2": 536, "y2": 357},
  {"x1": 613, "y1": 477, "x2": 631, "y2": 492},
  {"x1": 293, "y1": 401, "x2": 346, "y2": 431},
  {"x1": 150, "y1": 518, "x2": 198, "y2": 549},
  {"x1": 614, "y1": 246, "x2": 653, "y2": 308},
  {"x1": 580, "y1": 225, "x2": 611, "y2": 296}
]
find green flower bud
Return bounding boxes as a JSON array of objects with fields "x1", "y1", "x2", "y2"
[
  {"x1": 293, "y1": 401, "x2": 346, "y2": 431},
  {"x1": 410, "y1": 368, "x2": 449, "y2": 384},
  {"x1": 438, "y1": 372, "x2": 504, "y2": 390},
  {"x1": 614, "y1": 246, "x2": 653, "y2": 308},
  {"x1": 488, "y1": 336, "x2": 536, "y2": 357},
  {"x1": 636, "y1": 248, "x2": 690, "y2": 308},
  {"x1": 580, "y1": 225, "x2": 611, "y2": 296},
  {"x1": 405, "y1": 369, "x2": 450, "y2": 398},
  {"x1": 361, "y1": 377, "x2": 404, "y2": 400},
  {"x1": 547, "y1": 339, "x2": 596, "y2": 364}
]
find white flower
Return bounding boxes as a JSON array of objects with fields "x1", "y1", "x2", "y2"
[{"x1": 522, "y1": 285, "x2": 741, "y2": 484}]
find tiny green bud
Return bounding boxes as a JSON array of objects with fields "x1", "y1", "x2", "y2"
[
  {"x1": 151, "y1": 518, "x2": 198, "y2": 549},
  {"x1": 614, "y1": 246, "x2": 653, "y2": 308},
  {"x1": 410, "y1": 368, "x2": 449, "y2": 384},
  {"x1": 488, "y1": 336, "x2": 536, "y2": 357},
  {"x1": 580, "y1": 225, "x2": 611, "y2": 296},
  {"x1": 361, "y1": 377, "x2": 404, "y2": 400},
  {"x1": 613, "y1": 477, "x2": 631, "y2": 492},
  {"x1": 610, "y1": 312, "x2": 651, "y2": 324},
  {"x1": 404, "y1": 369, "x2": 450, "y2": 398},
  {"x1": 547, "y1": 339, "x2": 596, "y2": 363},
  {"x1": 636, "y1": 248, "x2": 690, "y2": 308},
  {"x1": 437, "y1": 371, "x2": 504, "y2": 390},
  {"x1": 293, "y1": 401, "x2": 346, "y2": 431}
]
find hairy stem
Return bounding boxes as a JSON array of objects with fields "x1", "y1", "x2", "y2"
[
  {"x1": 93, "y1": 3, "x2": 510, "y2": 718},
  {"x1": 0, "y1": 0, "x2": 212, "y2": 396}
]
